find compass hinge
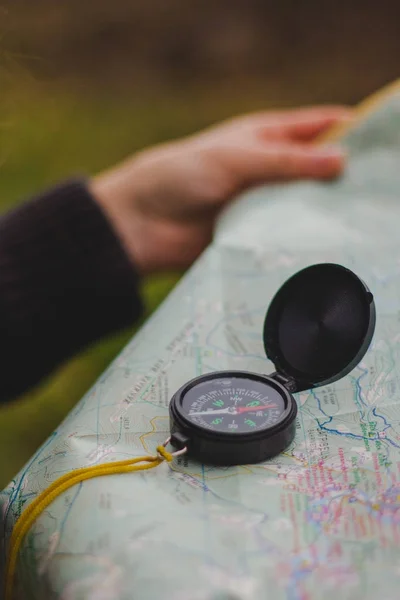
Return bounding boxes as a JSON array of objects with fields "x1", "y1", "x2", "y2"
[{"x1": 271, "y1": 372, "x2": 297, "y2": 393}]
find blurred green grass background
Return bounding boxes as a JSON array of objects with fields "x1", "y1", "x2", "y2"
[{"x1": 0, "y1": 0, "x2": 399, "y2": 488}]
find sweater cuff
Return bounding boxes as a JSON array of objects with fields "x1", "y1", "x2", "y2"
[{"x1": 0, "y1": 179, "x2": 143, "y2": 400}]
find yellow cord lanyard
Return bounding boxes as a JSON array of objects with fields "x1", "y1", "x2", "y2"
[{"x1": 4, "y1": 439, "x2": 187, "y2": 600}]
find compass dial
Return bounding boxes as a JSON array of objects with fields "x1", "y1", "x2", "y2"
[{"x1": 180, "y1": 376, "x2": 286, "y2": 434}]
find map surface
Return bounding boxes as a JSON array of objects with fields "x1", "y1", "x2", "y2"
[{"x1": 2, "y1": 88, "x2": 400, "y2": 599}]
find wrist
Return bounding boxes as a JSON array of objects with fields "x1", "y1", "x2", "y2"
[{"x1": 88, "y1": 166, "x2": 154, "y2": 276}]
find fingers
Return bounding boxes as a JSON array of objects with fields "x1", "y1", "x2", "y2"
[
  {"x1": 257, "y1": 105, "x2": 354, "y2": 142},
  {"x1": 232, "y1": 141, "x2": 346, "y2": 187},
  {"x1": 220, "y1": 106, "x2": 353, "y2": 142},
  {"x1": 277, "y1": 106, "x2": 353, "y2": 141}
]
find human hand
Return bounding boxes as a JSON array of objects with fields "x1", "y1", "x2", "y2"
[{"x1": 90, "y1": 105, "x2": 351, "y2": 275}]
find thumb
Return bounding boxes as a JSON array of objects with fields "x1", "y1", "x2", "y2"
[{"x1": 235, "y1": 141, "x2": 346, "y2": 185}]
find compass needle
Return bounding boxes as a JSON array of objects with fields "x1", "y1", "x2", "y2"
[{"x1": 189, "y1": 408, "x2": 234, "y2": 416}]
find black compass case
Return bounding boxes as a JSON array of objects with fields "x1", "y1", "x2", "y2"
[
  {"x1": 263, "y1": 263, "x2": 376, "y2": 393},
  {"x1": 169, "y1": 263, "x2": 376, "y2": 465}
]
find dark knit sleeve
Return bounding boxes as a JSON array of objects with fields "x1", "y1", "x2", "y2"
[{"x1": 0, "y1": 179, "x2": 143, "y2": 402}]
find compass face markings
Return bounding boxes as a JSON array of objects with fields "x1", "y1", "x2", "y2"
[{"x1": 181, "y1": 376, "x2": 286, "y2": 433}]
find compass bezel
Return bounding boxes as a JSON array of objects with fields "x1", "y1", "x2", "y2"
[
  {"x1": 170, "y1": 371, "x2": 294, "y2": 440},
  {"x1": 169, "y1": 370, "x2": 298, "y2": 464}
]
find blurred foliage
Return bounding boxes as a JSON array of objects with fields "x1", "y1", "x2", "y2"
[
  {"x1": 2, "y1": 0, "x2": 400, "y2": 102},
  {"x1": 0, "y1": 0, "x2": 399, "y2": 487}
]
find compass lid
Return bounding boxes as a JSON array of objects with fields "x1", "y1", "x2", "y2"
[{"x1": 263, "y1": 263, "x2": 375, "y2": 393}]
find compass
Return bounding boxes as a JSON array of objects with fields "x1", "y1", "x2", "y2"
[{"x1": 169, "y1": 263, "x2": 376, "y2": 465}]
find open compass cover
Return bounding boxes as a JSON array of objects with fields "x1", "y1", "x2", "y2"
[{"x1": 2, "y1": 80, "x2": 400, "y2": 599}]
